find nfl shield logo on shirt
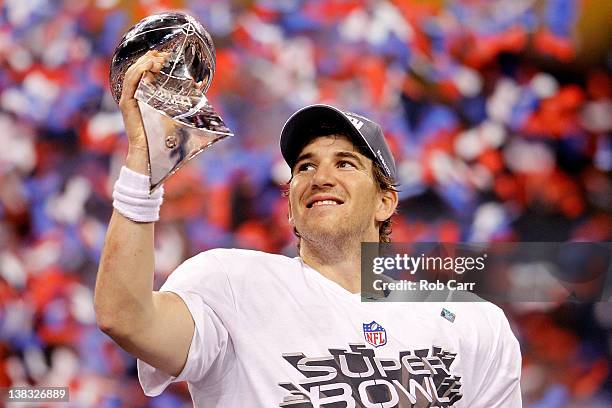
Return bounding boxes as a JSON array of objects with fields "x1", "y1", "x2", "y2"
[{"x1": 363, "y1": 321, "x2": 387, "y2": 347}]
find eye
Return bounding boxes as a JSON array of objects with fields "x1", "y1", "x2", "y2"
[
  {"x1": 338, "y1": 160, "x2": 357, "y2": 169},
  {"x1": 296, "y1": 162, "x2": 315, "y2": 172}
]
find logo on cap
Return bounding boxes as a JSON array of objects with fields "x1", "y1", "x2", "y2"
[
  {"x1": 376, "y1": 149, "x2": 392, "y2": 178},
  {"x1": 344, "y1": 113, "x2": 364, "y2": 130}
]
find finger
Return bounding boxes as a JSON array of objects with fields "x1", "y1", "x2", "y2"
[
  {"x1": 121, "y1": 55, "x2": 169, "y2": 102},
  {"x1": 125, "y1": 52, "x2": 170, "y2": 83},
  {"x1": 126, "y1": 50, "x2": 156, "y2": 73},
  {"x1": 131, "y1": 50, "x2": 170, "y2": 67},
  {"x1": 124, "y1": 52, "x2": 159, "y2": 79},
  {"x1": 149, "y1": 58, "x2": 165, "y2": 73},
  {"x1": 142, "y1": 71, "x2": 156, "y2": 84},
  {"x1": 121, "y1": 53, "x2": 154, "y2": 98},
  {"x1": 123, "y1": 50, "x2": 168, "y2": 84},
  {"x1": 120, "y1": 60, "x2": 154, "y2": 102}
]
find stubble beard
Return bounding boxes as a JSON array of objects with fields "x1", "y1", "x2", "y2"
[{"x1": 298, "y1": 216, "x2": 369, "y2": 260}]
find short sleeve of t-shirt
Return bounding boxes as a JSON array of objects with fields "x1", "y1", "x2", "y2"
[
  {"x1": 464, "y1": 306, "x2": 522, "y2": 407},
  {"x1": 137, "y1": 250, "x2": 236, "y2": 396}
]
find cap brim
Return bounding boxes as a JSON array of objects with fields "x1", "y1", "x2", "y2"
[{"x1": 280, "y1": 104, "x2": 373, "y2": 171}]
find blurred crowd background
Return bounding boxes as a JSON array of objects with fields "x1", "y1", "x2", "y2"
[{"x1": 0, "y1": 0, "x2": 611, "y2": 406}]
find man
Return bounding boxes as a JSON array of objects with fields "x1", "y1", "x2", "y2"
[{"x1": 95, "y1": 51, "x2": 522, "y2": 407}]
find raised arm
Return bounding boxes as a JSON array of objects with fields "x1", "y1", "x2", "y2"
[{"x1": 94, "y1": 50, "x2": 194, "y2": 377}]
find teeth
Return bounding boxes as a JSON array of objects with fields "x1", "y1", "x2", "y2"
[{"x1": 312, "y1": 200, "x2": 338, "y2": 206}]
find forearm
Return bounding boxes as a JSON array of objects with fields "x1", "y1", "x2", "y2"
[{"x1": 94, "y1": 149, "x2": 156, "y2": 336}]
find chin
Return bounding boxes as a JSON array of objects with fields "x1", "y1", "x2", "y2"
[{"x1": 300, "y1": 223, "x2": 349, "y2": 242}]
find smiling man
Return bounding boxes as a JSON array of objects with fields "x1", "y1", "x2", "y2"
[
  {"x1": 281, "y1": 104, "x2": 399, "y2": 294},
  {"x1": 95, "y1": 52, "x2": 522, "y2": 407}
]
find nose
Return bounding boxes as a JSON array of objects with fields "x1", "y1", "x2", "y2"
[{"x1": 310, "y1": 161, "x2": 336, "y2": 188}]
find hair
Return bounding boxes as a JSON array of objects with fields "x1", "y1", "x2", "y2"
[
  {"x1": 372, "y1": 163, "x2": 398, "y2": 243},
  {"x1": 282, "y1": 132, "x2": 399, "y2": 249}
]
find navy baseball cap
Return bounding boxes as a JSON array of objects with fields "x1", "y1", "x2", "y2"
[{"x1": 280, "y1": 104, "x2": 397, "y2": 182}]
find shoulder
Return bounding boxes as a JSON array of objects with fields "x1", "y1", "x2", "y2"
[
  {"x1": 457, "y1": 300, "x2": 509, "y2": 325},
  {"x1": 178, "y1": 248, "x2": 299, "y2": 284},
  {"x1": 175, "y1": 248, "x2": 296, "y2": 271},
  {"x1": 450, "y1": 300, "x2": 514, "y2": 339},
  {"x1": 200, "y1": 248, "x2": 296, "y2": 267},
  {"x1": 161, "y1": 249, "x2": 299, "y2": 305},
  {"x1": 183, "y1": 249, "x2": 303, "y2": 304},
  {"x1": 450, "y1": 301, "x2": 520, "y2": 361}
]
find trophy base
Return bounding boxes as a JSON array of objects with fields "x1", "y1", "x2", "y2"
[{"x1": 137, "y1": 100, "x2": 232, "y2": 192}]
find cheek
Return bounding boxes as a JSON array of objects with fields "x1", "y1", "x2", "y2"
[
  {"x1": 357, "y1": 188, "x2": 382, "y2": 213},
  {"x1": 287, "y1": 187, "x2": 301, "y2": 221},
  {"x1": 288, "y1": 179, "x2": 306, "y2": 204},
  {"x1": 287, "y1": 195, "x2": 296, "y2": 220}
]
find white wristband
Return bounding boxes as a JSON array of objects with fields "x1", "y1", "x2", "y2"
[{"x1": 112, "y1": 166, "x2": 164, "y2": 222}]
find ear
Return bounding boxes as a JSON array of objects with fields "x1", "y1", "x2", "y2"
[{"x1": 375, "y1": 189, "x2": 398, "y2": 223}]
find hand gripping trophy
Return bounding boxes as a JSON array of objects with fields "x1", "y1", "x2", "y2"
[{"x1": 109, "y1": 12, "x2": 233, "y2": 192}]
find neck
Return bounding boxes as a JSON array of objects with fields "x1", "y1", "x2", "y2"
[{"x1": 299, "y1": 230, "x2": 378, "y2": 294}]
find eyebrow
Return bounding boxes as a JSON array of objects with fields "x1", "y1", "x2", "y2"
[
  {"x1": 294, "y1": 152, "x2": 314, "y2": 165},
  {"x1": 293, "y1": 150, "x2": 366, "y2": 169},
  {"x1": 335, "y1": 151, "x2": 366, "y2": 168}
]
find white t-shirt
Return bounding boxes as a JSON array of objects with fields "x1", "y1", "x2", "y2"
[{"x1": 138, "y1": 248, "x2": 522, "y2": 407}]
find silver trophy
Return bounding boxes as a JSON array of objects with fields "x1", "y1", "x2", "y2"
[{"x1": 110, "y1": 12, "x2": 233, "y2": 192}]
